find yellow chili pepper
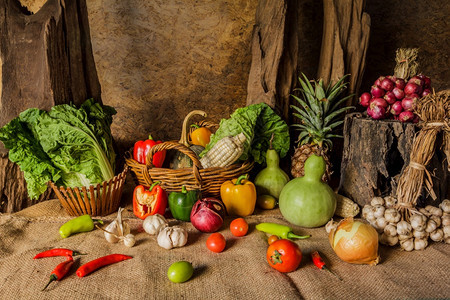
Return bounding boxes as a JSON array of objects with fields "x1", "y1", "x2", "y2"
[{"x1": 220, "y1": 174, "x2": 256, "y2": 217}]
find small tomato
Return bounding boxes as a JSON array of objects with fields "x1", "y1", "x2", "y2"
[
  {"x1": 191, "y1": 125, "x2": 212, "y2": 148},
  {"x1": 206, "y1": 233, "x2": 226, "y2": 253},
  {"x1": 257, "y1": 195, "x2": 277, "y2": 210},
  {"x1": 230, "y1": 218, "x2": 248, "y2": 237},
  {"x1": 266, "y1": 239, "x2": 302, "y2": 273},
  {"x1": 167, "y1": 261, "x2": 194, "y2": 283},
  {"x1": 267, "y1": 235, "x2": 279, "y2": 245}
]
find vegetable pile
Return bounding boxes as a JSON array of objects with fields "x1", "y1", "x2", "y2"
[
  {"x1": 359, "y1": 74, "x2": 431, "y2": 122},
  {"x1": 0, "y1": 99, "x2": 116, "y2": 199}
]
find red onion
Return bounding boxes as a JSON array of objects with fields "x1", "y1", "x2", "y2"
[
  {"x1": 367, "y1": 105, "x2": 386, "y2": 120},
  {"x1": 392, "y1": 87, "x2": 405, "y2": 100},
  {"x1": 359, "y1": 92, "x2": 372, "y2": 107},
  {"x1": 408, "y1": 76, "x2": 425, "y2": 87},
  {"x1": 417, "y1": 74, "x2": 431, "y2": 89},
  {"x1": 402, "y1": 96, "x2": 416, "y2": 112},
  {"x1": 395, "y1": 78, "x2": 406, "y2": 90},
  {"x1": 380, "y1": 78, "x2": 394, "y2": 91},
  {"x1": 422, "y1": 89, "x2": 431, "y2": 97},
  {"x1": 399, "y1": 111, "x2": 415, "y2": 122},
  {"x1": 370, "y1": 97, "x2": 388, "y2": 108},
  {"x1": 190, "y1": 197, "x2": 225, "y2": 233},
  {"x1": 371, "y1": 85, "x2": 385, "y2": 98},
  {"x1": 386, "y1": 75, "x2": 397, "y2": 82},
  {"x1": 390, "y1": 101, "x2": 403, "y2": 116},
  {"x1": 374, "y1": 76, "x2": 385, "y2": 88},
  {"x1": 384, "y1": 91, "x2": 396, "y2": 104},
  {"x1": 404, "y1": 82, "x2": 422, "y2": 96}
]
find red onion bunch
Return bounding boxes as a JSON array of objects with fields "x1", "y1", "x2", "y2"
[{"x1": 359, "y1": 74, "x2": 431, "y2": 123}]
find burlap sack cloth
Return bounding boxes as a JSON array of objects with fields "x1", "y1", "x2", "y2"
[{"x1": 0, "y1": 193, "x2": 449, "y2": 299}]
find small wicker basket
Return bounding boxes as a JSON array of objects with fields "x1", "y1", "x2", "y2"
[
  {"x1": 125, "y1": 110, "x2": 253, "y2": 196},
  {"x1": 49, "y1": 167, "x2": 128, "y2": 217}
]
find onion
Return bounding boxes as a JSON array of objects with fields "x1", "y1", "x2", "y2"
[
  {"x1": 399, "y1": 111, "x2": 415, "y2": 122},
  {"x1": 386, "y1": 75, "x2": 397, "y2": 82},
  {"x1": 370, "y1": 97, "x2": 388, "y2": 108},
  {"x1": 392, "y1": 87, "x2": 405, "y2": 100},
  {"x1": 367, "y1": 105, "x2": 386, "y2": 120},
  {"x1": 380, "y1": 78, "x2": 394, "y2": 91},
  {"x1": 417, "y1": 74, "x2": 431, "y2": 89},
  {"x1": 390, "y1": 101, "x2": 403, "y2": 116},
  {"x1": 384, "y1": 91, "x2": 396, "y2": 104},
  {"x1": 359, "y1": 92, "x2": 372, "y2": 107},
  {"x1": 374, "y1": 76, "x2": 385, "y2": 88},
  {"x1": 408, "y1": 76, "x2": 424, "y2": 87},
  {"x1": 190, "y1": 197, "x2": 225, "y2": 233},
  {"x1": 395, "y1": 78, "x2": 406, "y2": 90},
  {"x1": 328, "y1": 218, "x2": 380, "y2": 265},
  {"x1": 401, "y1": 96, "x2": 416, "y2": 112},
  {"x1": 371, "y1": 85, "x2": 385, "y2": 98},
  {"x1": 404, "y1": 82, "x2": 422, "y2": 96},
  {"x1": 422, "y1": 88, "x2": 431, "y2": 97}
]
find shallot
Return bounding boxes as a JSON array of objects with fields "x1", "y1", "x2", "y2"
[
  {"x1": 404, "y1": 82, "x2": 422, "y2": 96},
  {"x1": 392, "y1": 87, "x2": 405, "y2": 100},
  {"x1": 398, "y1": 111, "x2": 415, "y2": 122},
  {"x1": 384, "y1": 91, "x2": 397, "y2": 104},
  {"x1": 395, "y1": 78, "x2": 406, "y2": 89},
  {"x1": 359, "y1": 92, "x2": 372, "y2": 107},
  {"x1": 371, "y1": 85, "x2": 385, "y2": 98},
  {"x1": 380, "y1": 78, "x2": 394, "y2": 91}
]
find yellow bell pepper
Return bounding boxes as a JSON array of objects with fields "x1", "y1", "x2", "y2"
[{"x1": 220, "y1": 174, "x2": 256, "y2": 217}]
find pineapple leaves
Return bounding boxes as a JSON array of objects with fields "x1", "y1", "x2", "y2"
[{"x1": 324, "y1": 106, "x2": 354, "y2": 126}]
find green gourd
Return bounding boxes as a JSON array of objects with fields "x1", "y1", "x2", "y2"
[
  {"x1": 254, "y1": 145, "x2": 289, "y2": 199},
  {"x1": 279, "y1": 154, "x2": 336, "y2": 228}
]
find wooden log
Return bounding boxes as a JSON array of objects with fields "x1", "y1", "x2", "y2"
[
  {"x1": 317, "y1": 0, "x2": 370, "y2": 106},
  {"x1": 0, "y1": 0, "x2": 102, "y2": 213},
  {"x1": 338, "y1": 113, "x2": 449, "y2": 207}
]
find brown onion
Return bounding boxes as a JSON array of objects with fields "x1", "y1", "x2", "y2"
[{"x1": 328, "y1": 218, "x2": 380, "y2": 266}]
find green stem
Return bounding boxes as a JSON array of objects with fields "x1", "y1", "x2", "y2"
[
  {"x1": 181, "y1": 185, "x2": 187, "y2": 193},
  {"x1": 92, "y1": 218, "x2": 103, "y2": 225},
  {"x1": 42, "y1": 274, "x2": 57, "y2": 291},
  {"x1": 150, "y1": 181, "x2": 161, "y2": 191},
  {"x1": 235, "y1": 174, "x2": 248, "y2": 185}
]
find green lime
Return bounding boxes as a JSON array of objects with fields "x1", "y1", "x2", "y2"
[
  {"x1": 257, "y1": 194, "x2": 277, "y2": 210},
  {"x1": 167, "y1": 261, "x2": 194, "y2": 283}
]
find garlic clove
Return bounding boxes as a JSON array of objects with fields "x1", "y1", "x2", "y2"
[
  {"x1": 371, "y1": 197, "x2": 384, "y2": 207},
  {"x1": 143, "y1": 214, "x2": 168, "y2": 235},
  {"x1": 413, "y1": 238, "x2": 428, "y2": 251},
  {"x1": 430, "y1": 228, "x2": 444, "y2": 242},
  {"x1": 123, "y1": 234, "x2": 136, "y2": 248},
  {"x1": 400, "y1": 238, "x2": 414, "y2": 251}
]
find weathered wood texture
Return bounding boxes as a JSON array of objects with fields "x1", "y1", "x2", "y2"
[
  {"x1": 0, "y1": 0, "x2": 101, "y2": 213},
  {"x1": 339, "y1": 113, "x2": 449, "y2": 207},
  {"x1": 317, "y1": 0, "x2": 370, "y2": 106},
  {"x1": 246, "y1": 0, "x2": 298, "y2": 121}
]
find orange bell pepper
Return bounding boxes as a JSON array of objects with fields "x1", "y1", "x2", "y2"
[
  {"x1": 220, "y1": 174, "x2": 256, "y2": 217},
  {"x1": 133, "y1": 181, "x2": 167, "y2": 219}
]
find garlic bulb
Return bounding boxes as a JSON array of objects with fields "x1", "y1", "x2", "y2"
[
  {"x1": 442, "y1": 214, "x2": 450, "y2": 227},
  {"x1": 104, "y1": 207, "x2": 131, "y2": 243},
  {"x1": 143, "y1": 214, "x2": 168, "y2": 235},
  {"x1": 430, "y1": 228, "x2": 444, "y2": 242},
  {"x1": 362, "y1": 205, "x2": 375, "y2": 222},
  {"x1": 425, "y1": 219, "x2": 437, "y2": 233},
  {"x1": 375, "y1": 217, "x2": 388, "y2": 231},
  {"x1": 444, "y1": 225, "x2": 450, "y2": 238},
  {"x1": 379, "y1": 233, "x2": 398, "y2": 246},
  {"x1": 398, "y1": 232, "x2": 413, "y2": 241},
  {"x1": 418, "y1": 208, "x2": 430, "y2": 217},
  {"x1": 384, "y1": 196, "x2": 397, "y2": 208},
  {"x1": 439, "y1": 199, "x2": 450, "y2": 214},
  {"x1": 123, "y1": 234, "x2": 136, "y2": 247},
  {"x1": 400, "y1": 238, "x2": 414, "y2": 251},
  {"x1": 412, "y1": 229, "x2": 428, "y2": 239},
  {"x1": 371, "y1": 197, "x2": 384, "y2": 207},
  {"x1": 373, "y1": 205, "x2": 385, "y2": 219},
  {"x1": 157, "y1": 225, "x2": 188, "y2": 250},
  {"x1": 414, "y1": 238, "x2": 428, "y2": 250},
  {"x1": 410, "y1": 214, "x2": 427, "y2": 231},
  {"x1": 425, "y1": 205, "x2": 442, "y2": 217},
  {"x1": 384, "y1": 223, "x2": 397, "y2": 237},
  {"x1": 384, "y1": 208, "x2": 401, "y2": 224},
  {"x1": 397, "y1": 220, "x2": 412, "y2": 236},
  {"x1": 430, "y1": 215, "x2": 441, "y2": 228}
]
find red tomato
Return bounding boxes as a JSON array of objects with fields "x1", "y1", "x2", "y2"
[
  {"x1": 206, "y1": 233, "x2": 226, "y2": 253},
  {"x1": 230, "y1": 218, "x2": 248, "y2": 237},
  {"x1": 267, "y1": 235, "x2": 279, "y2": 245},
  {"x1": 266, "y1": 239, "x2": 302, "y2": 273}
]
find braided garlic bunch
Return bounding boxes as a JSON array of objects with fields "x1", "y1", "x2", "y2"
[{"x1": 362, "y1": 197, "x2": 450, "y2": 251}]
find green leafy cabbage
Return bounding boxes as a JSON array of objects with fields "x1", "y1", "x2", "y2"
[
  {"x1": 201, "y1": 103, "x2": 290, "y2": 165},
  {"x1": 0, "y1": 99, "x2": 116, "y2": 199}
]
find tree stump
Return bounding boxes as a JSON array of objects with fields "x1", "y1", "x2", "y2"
[
  {"x1": 0, "y1": 0, "x2": 101, "y2": 213},
  {"x1": 338, "y1": 113, "x2": 449, "y2": 207}
]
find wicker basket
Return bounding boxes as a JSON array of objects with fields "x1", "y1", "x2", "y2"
[
  {"x1": 49, "y1": 167, "x2": 128, "y2": 217},
  {"x1": 124, "y1": 141, "x2": 253, "y2": 197}
]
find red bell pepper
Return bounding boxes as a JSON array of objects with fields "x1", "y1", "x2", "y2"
[
  {"x1": 133, "y1": 181, "x2": 168, "y2": 220},
  {"x1": 133, "y1": 134, "x2": 166, "y2": 167}
]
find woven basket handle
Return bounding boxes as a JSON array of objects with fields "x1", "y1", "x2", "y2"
[{"x1": 145, "y1": 141, "x2": 203, "y2": 186}]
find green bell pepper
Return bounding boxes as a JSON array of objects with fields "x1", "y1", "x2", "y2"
[
  {"x1": 168, "y1": 186, "x2": 200, "y2": 221},
  {"x1": 59, "y1": 215, "x2": 103, "y2": 238}
]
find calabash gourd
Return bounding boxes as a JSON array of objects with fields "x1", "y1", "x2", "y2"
[
  {"x1": 254, "y1": 146, "x2": 289, "y2": 199},
  {"x1": 279, "y1": 154, "x2": 336, "y2": 228}
]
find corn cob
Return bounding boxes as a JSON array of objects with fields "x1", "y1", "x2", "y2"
[
  {"x1": 335, "y1": 194, "x2": 360, "y2": 218},
  {"x1": 200, "y1": 133, "x2": 246, "y2": 168}
]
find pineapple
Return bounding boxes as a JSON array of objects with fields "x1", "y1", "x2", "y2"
[{"x1": 290, "y1": 73, "x2": 354, "y2": 181}]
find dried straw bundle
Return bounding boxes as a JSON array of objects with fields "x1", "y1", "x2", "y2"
[
  {"x1": 394, "y1": 48, "x2": 419, "y2": 80},
  {"x1": 396, "y1": 90, "x2": 450, "y2": 220}
]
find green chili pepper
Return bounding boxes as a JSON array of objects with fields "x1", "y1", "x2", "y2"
[
  {"x1": 255, "y1": 222, "x2": 310, "y2": 240},
  {"x1": 59, "y1": 215, "x2": 103, "y2": 239},
  {"x1": 168, "y1": 186, "x2": 201, "y2": 221}
]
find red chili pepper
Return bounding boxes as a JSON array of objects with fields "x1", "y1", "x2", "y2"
[
  {"x1": 76, "y1": 254, "x2": 133, "y2": 277},
  {"x1": 42, "y1": 256, "x2": 74, "y2": 291},
  {"x1": 133, "y1": 181, "x2": 168, "y2": 220},
  {"x1": 311, "y1": 251, "x2": 342, "y2": 281},
  {"x1": 133, "y1": 134, "x2": 166, "y2": 167},
  {"x1": 34, "y1": 248, "x2": 86, "y2": 259}
]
